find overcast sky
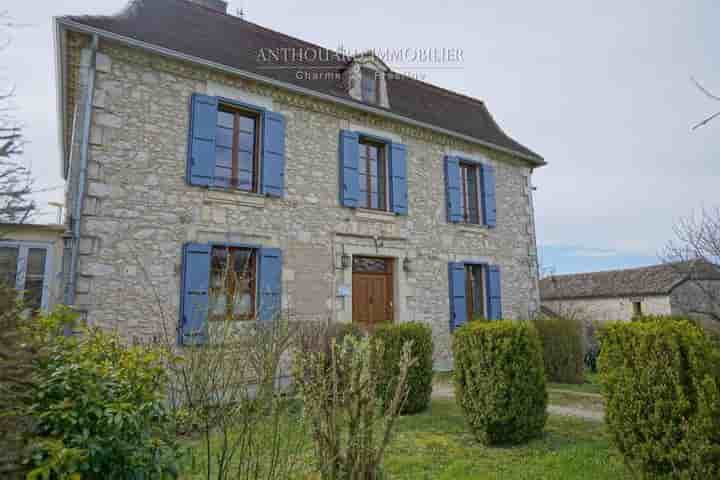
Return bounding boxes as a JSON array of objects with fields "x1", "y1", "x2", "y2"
[{"x1": 2, "y1": 0, "x2": 718, "y2": 274}]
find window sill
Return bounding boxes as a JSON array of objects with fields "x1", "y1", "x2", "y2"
[
  {"x1": 354, "y1": 208, "x2": 397, "y2": 223},
  {"x1": 455, "y1": 222, "x2": 489, "y2": 234},
  {"x1": 204, "y1": 188, "x2": 266, "y2": 208}
]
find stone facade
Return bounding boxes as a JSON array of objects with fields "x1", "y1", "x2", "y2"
[
  {"x1": 543, "y1": 295, "x2": 672, "y2": 323},
  {"x1": 64, "y1": 33, "x2": 541, "y2": 369}
]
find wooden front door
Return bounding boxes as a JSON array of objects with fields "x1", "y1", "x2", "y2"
[{"x1": 352, "y1": 257, "x2": 394, "y2": 330}]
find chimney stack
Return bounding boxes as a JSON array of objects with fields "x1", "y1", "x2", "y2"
[{"x1": 191, "y1": 0, "x2": 228, "y2": 13}]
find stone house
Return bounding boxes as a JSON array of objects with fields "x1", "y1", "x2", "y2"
[
  {"x1": 54, "y1": 0, "x2": 545, "y2": 368},
  {"x1": 540, "y1": 261, "x2": 720, "y2": 328}
]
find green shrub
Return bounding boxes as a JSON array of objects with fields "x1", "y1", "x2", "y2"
[
  {"x1": 28, "y1": 307, "x2": 182, "y2": 479},
  {"x1": 534, "y1": 316, "x2": 585, "y2": 383},
  {"x1": 453, "y1": 320, "x2": 547, "y2": 445},
  {"x1": 373, "y1": 322, "x2": 434, "y2": 414},
  {"x1": 599, "y1": 317, "x2": 720, "y2": 478}
]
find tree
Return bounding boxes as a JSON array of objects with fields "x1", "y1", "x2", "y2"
[
  {"x1": 691, "y1": 76, "x2": 720, "y2": 130},
  {"x1": 663, "y1": 207, "x2": 720, "y2": 323},
  {"x1": 0, "y1": 11, "x2": 34, "y2": 224}
]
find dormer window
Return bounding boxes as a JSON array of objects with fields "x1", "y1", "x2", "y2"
[
  {"x1": 345, "y1": 53, "x2": 390, "y2": 108},
  {"x1": 361, "y1": 68, "x2": 379, "y2": 104}
]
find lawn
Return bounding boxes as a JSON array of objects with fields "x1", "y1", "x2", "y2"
[
  {"x1": 181, "y1": 397, "x2": 627, "y2": 479},
  {"x1": 548, "y1": 372, "x2": 603, "y2": 395}
]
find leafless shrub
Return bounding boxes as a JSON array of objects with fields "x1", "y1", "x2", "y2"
[
  {"x1": 293, "y1": 326, "x2": 415, "y2": 480},
  {"x1": 662, "y1": 207, "x2": 720, "y2": 324}
]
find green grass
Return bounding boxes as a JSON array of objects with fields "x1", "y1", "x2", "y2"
[
  {"x1": 549, "y1": 372, "x2": 602, "y2": 395},
  {"x1": 383, "y1": 398, "x2": 623, "y2": 479},
  {"x1": 181, "y1": 398, "x2": 626, "y2": 479}
]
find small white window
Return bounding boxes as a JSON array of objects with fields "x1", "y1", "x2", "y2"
[{"x1": 0, "y1": 242, "x2": 52, "y2": 311}]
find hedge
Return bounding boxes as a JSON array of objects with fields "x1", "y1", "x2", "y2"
[
  {"x1": 599, "y1": 317, "x2": 720, "y2": 478},
  {"x1": 373, "y1": 322, "x2": 434, "y2": 414},
  {"x1": 534, "y1": 316, "x2": 585, "y2": 383},
  {"x1": 453, "y1": 320, "x2": 547, "y2": 445}
]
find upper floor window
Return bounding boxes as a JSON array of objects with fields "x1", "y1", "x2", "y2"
[
  {"x1": 444, "y1": 155, "x2": 496, "y2": 227},
  {"x1": 358, "y1": 139, "x2": 387, "y2": 210},
  {"x1": 361, "y1": 68, "x2": 379, "y2": 104},
  {"x1": 187, "y1": 94, "x2": 286, "y2": 197},
  {"x1": 215, "y1": 106, "x2": 259, "y2": 192},
  {"x1": 459, "y1": 162, "x2": 481, "y2": 224}
]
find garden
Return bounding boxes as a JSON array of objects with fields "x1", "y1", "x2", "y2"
[{"x1": 2, "y1": 278, "x2": 719, "y2": 479}]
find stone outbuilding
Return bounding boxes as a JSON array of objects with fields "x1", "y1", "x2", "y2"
[{"x1": 540, "y1": 261, "x2": 720, "y2": 328}]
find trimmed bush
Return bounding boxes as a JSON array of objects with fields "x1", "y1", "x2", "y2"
[
  {"x1": 453, "y1": 320, "x2": 547, "y2": 445},
  {"x1": 599, "y1": 317, "x2": 720, "y2": 478},
  {"x1": 534, "y1": 316, "x2": 585, "y2": 383},
  {"x1": 373, "y1": 322, "x2": 434, "y2": 414}
]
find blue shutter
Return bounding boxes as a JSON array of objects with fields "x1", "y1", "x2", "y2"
[
  {"x1": 448, "y1": 262, "x2": 467, "y2": 331},
  {"x1": 187, "y1": 94, "x2": 218, "y2": 187},
  {"x1": 444, "y1": 156, "x2": 462, "y2": 222},
  {"x1": 339, "y1": 130, "x2": 360, "y2": 207},
  {"x1": 257, "y1": 248, "x2": 282, "y2": 321},
  {"x1": 389, "y1": 142, "x2": 408, "y2": 215},
  {"x1": 486, "y1": 265, "x2": 502, "y2": 320},
  {"x1": 180, "y1": 243, "x2": 211, "y2": 344},
  {"x1": 261, "y1": 111, "x2": 286, "y2": 197},
  {"x1": 481, "y1": 164, "x2": 497, "y2": 227}
]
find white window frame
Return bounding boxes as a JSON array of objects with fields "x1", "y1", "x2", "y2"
[{"x1": 0, "y1": 240, "x2": 53, "y2": 310}]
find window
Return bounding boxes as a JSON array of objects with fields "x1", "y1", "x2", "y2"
[
  {"x1": 209, "y1": 246, "x2": 256, "y2": 321},
  {"x1": 358, "y1": 139, "x2": 387, "y2": 210},
  {"x1": 0, "y1": 243, "x2": 50, "y2": 311},
  {"x1": 465, "y1": 264, "x2": 486, "y2": 321},
  {"x1": 0, "y1": 246, "x2": 18, "y2": 288},
  {"x1": 361, "y1": 68, "x2": 379, "y2": 104},
  {"x1": 215, "y1": 105, "x2": 259, "y2": 191},
  {"x1": 459, "y1": 162, "x2": 481, "y2": 224},
  {"x1": 632, "y1": 301, "x2": 642, "y2": 317}
]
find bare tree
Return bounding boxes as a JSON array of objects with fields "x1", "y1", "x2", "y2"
[
  {"x1": 663, "y1": 207, "x2": 720, "y2": 323},
  {"x1": 691, "y1": 76, "x2": 720, "y2": 130},
  {"x1": 0, "y1": 12, "x2": 34, "y2": 224}
]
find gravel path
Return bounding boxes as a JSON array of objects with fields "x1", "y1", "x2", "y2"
[{"x1": 432, "y1": 385, "x2": 605, "y2": 422}]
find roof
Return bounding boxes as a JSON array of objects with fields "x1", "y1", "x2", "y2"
[
  {"x1": 58, "y1": 0, "x2": 543, "y2": 165},
  {"x1": 539, "y1": 261, "x2": 720, "y2": 301}
]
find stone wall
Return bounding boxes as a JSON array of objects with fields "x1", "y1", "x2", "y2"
[
  {"x1": 65, "y1": 33, "x2": 541, "y2": 368},
  {"x1": 543, "y1": 295, "x2": 672, "y2": 323},
  {"x1": 670, "y1": 280, "x2": 720, "y2": 332}
]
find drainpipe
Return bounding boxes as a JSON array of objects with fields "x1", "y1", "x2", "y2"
[{"x1": 64, "y1": 34, "x2": 98, "y2": 308}]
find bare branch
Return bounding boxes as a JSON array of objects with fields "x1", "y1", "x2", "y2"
[
  {"x1": 692, "y1": 110, "x2": 720, "y2": 131},
  {"x1": 691, "y1": 76, "x2": 720, "y2": 102}
]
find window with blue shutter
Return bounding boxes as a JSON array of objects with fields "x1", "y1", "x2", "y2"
[
  {"x1": 389, "y1": 142, "x2": 408, "y2": 215},
  {"x1": 187, "y1": 94, "x2": 219, "y2": 187},
  {"x1": 339, "y1": 130, "x2": 360, "y2": 207},
  {"x1": 261, "y1": 111, "x2": 286, "y2": 197},
  {"x1": 180, "y1": 243, "x2": 211, "y2": 344},
  {"x1": 486, "y1": 265, "x2": 502, "y2": 320},
  {"x1": 448, "y1": 262, "x2": 467, "y2": 331},
  {"x1": 481, "y1": 164, "x2": 497, "y2": 228},
  {"x1": 187, "y1": 94, "x2": 285, "y2": 196},
  {"x1": 257, "y1": 248, "x2": 282, "y2": 321},
  {"x1": 444, "y1": 156, "x2": 462, "y2": 222}
]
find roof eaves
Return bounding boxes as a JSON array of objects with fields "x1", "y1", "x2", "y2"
[{"x1": 55, "y1": 17, "x2": 546, "y2": 168}]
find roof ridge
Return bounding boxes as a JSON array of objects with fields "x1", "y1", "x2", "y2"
[{"x1": 540, "y1": 260, "x2": 708, "y2": 281}]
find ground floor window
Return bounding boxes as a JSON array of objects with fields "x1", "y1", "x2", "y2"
[
  {"x1": 0, "y1": 242, "x2": 51, "y2": 311},
  {"x1": 209, "y1": 246, "x2": 256, "y2": 321},
  {"x1": 632, "y1": 301, "x2": 642, "y2": 317},
  {"x1": 465, "y1": 264, "x2": 486, "y2": 321}
]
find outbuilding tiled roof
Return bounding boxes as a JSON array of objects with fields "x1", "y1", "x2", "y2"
[
  {"x1": 61, "y1": 0, "x2": 543, "y2": 164},
  {"x1": 539, "y1": 261, "x2": 720, "y2": 301}
]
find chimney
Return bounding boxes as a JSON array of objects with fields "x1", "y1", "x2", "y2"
[{"x1": 191, "y1": 0, "x2": 228, "y2": 13}]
